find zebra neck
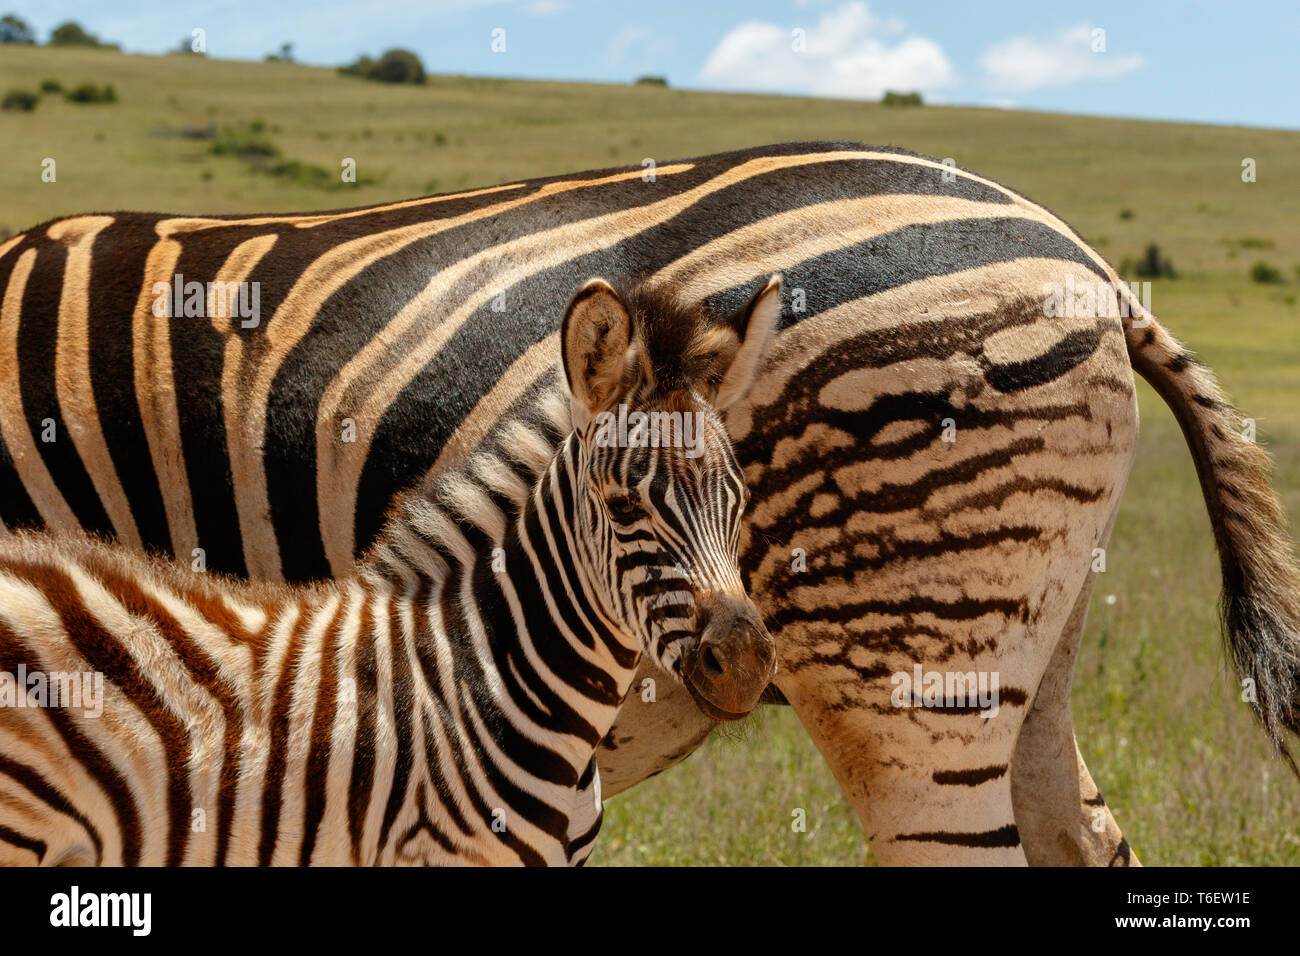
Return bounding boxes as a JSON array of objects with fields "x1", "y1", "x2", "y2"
[
  {"x1": 366, "y1": 434, "x2": 642, "y2": 777},
  {"x1": 456, "y1": 436, "x2": 643, "y2": 767}
]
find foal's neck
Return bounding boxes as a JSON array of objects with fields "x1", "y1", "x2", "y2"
[{"x1": 362, "y1": 433, "x2": 642, "y2": 774}]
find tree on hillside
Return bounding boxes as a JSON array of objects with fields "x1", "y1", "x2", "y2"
[
  {"x1": 372, "y1": 49, "x2": 425, "y2": 83},
  {"x1": 265, "y1": 42, "x2": 294, "y2": 62},
  {"x1": 0, "y1": 13, "x2": 35, "y2": 44},
  {"x1": 340, "y1": 48, "x2": 426, "y2": 84},
  {"x1": 49, "y1": 20, "x2": 117, "y2": 48},
  {"x1": 339, "y1": 55, "x2": 375, "y2": 78}
]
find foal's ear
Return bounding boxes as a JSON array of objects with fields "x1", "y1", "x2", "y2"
[
  {"x1": 714, "y1": 274, "x2": 782, "y2": 410},
  {"x1": 561, "y1": 279, "x2": 633, "y2": 429}
]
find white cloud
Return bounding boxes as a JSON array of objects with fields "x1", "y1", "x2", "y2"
[
  {"x1": 607, "y1": 26, "x2": 649, "y2": 61},
  {"x1": 698, "y1": 1, "x2": 954, "y2": 100},
  {"x1": 981, "y1": 23, "x2": 1145, "y2": 92},
  {"x1": 604, "y1": 25, "x2": 674, "y2": 68}
]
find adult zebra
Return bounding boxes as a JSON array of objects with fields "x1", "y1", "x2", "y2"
[{"x1": 1, "y1": 142, "x2": 1297, "y2": 865}]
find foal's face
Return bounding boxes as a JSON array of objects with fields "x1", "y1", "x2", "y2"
[{"x1": 560, "y1": 275, "x2": 784, "y2": 719}]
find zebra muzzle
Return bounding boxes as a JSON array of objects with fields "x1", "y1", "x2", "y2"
[{"x1": 680, "y1": 595, "x2": 777, "y2": 722}]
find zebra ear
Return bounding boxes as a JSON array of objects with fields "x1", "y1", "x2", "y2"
[
  {"x1": 561, "y1": 278, "x2": 632, "y2": 430},
  {"x1": 714, "y1": 274, "x2": 781, "y2": 410}
]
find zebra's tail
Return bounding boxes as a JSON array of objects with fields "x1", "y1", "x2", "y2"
[{"x1": 1124, "y1": 296, "x2": 1300, "y2": 773}]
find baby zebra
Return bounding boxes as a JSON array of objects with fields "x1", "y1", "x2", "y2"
[{"x1": 0, "y1": 275, "x2": 782, "y2": 866}]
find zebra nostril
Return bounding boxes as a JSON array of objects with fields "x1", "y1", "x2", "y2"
[{"x1": 700, "y1": 644, "x2": 725, "y2": 678}]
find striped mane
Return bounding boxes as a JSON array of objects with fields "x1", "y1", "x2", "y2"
[{"x1": 613, "y1": 282, "x2": 743, "y2": 402}]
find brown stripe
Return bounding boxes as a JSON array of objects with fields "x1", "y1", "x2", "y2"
[
  {"x1": 93, "y1": 562, "x2": 248, "y2": 867},
  {"x1": 298, "y1": 595, "x2": 346, "y2": 865},
  {"x1": 347, "y1": 598, "x2": 378, "y2": 862},
  {"x1": 895, "y1": 824, "x2": 1020, "y2": 847},
  {"x1": 16, "y1": 560, "x2": 193, "y2": 865},
  {"x1": 0, "y1": 752, "x2": 104, "y2": 863},
  {"x1": 0, "y1": 822, "x2": 46, "y2": 862},
  {"x1": 377, "y1": 591, "x2": 418, "y2": 855},
  {"x1": 932, "y1": 765, "x2": 1007, "y2": 786},
  {"x1": 0, "y1": 613, "x2": 140, "y2": 865},
  {"x1": 257, "y1": 599, "x2": 311, "y2": 866}
]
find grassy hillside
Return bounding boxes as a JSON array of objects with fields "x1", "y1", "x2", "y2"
[{"x1": 3, "y1": 46, "x2": 1299, "y2": 865}]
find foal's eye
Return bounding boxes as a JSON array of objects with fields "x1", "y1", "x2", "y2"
[{"x1": 606, "y1": 494, "x2": 646, "y2": 524}]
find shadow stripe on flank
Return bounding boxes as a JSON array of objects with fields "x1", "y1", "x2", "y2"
[
  {"x1": 932, "y1": 765, "x2": 1008, "y2": 786},
  {"x1": 895, "y1": 824, "x2": 1021, "y2": 847}
]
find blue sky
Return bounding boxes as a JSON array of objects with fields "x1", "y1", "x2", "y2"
[{"x1": 5, "y1": 0, "x2": 1296, "y2": 129}]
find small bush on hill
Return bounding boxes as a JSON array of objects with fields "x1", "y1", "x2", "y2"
[
  {"x1": 881, "y1": 90, "x2": 923, "y2": 107},
  {"x1": 209, "y1": 125, "x2": 280, "y2": 161},
  {"x1": 2, "y1": 88, "x2": 38, "y2": 111},
  {"x1": 65, "y1": 82, "x2": 116, "y2": 103},
  {"x1": 1250, "y1": 262, "x2": 1284, "y2": 284},
  {"x1": 1130, "y1": 243, "x2": 1177, "y2": 279}
]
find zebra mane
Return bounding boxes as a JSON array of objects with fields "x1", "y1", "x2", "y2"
[{"x1": 611, "y1": 281, "x2": 743, "y2": 402}]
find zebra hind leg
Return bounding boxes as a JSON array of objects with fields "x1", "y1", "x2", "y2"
[
  {"x1": 777, "y1": 641, "x2": 1031, "y2": 866},
  {"x1": 1011, "y1": 540, "x2": 1140, "y2": 866}
]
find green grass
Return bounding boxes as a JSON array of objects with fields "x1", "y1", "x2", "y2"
[{"x1": 3, "y1": 46, "x2": 1298, "y2": 865}]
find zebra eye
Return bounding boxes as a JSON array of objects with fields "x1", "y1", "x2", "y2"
[{"x1": 606, "y1": 494, "x2": 646, "y2": 524}]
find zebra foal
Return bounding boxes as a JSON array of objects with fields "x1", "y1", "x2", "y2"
[{"x1": 0, "y1": 275, "x2": 781, "y2": 866}]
